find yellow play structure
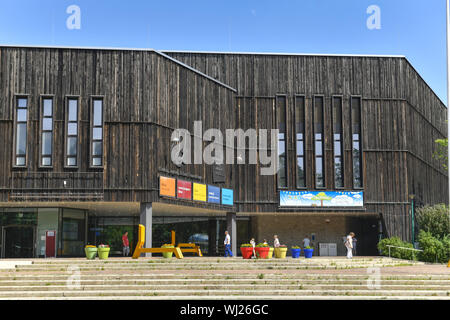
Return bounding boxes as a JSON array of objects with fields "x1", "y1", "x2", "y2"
[{"x1": 132, "y1": 224, "x2": 202, "y2": 259}]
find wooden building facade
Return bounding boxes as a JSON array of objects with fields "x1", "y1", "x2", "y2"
[{"x1": 0, "y1": 46, "x2": 447, "y2": 257}]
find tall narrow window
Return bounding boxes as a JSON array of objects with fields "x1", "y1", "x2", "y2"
[
  {"x1": 276, "y1": 95, "x2": 287, "y2": 188},
  {"x1": 66, "y1": 98, "x2": 79, "y2": 167},
  {"x1": 351, "y1": 97, "x2": 363, "y2": 188},
  {"x1": 91, "y1": 98, "x2": 103, "y2": 167},
  {"x1": 40, "y1": 97, "x2": 54, "y2": 167},
  {"x1": 314, "y1": 96, "x2": 324, "y2": 188},
  {"x1": 14, "y1": 97, "x2": 28, "y2": 167},
  {"x1": 295, "y1": 95, "x2": 306, "y2": 188},
  {"x1": 332, "y1": 96, "x2": 344, "y2": 188}
]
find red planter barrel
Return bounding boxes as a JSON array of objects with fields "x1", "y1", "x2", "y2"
[
  {"x1": 255, "y1": 247, "x2": 270, "y2": 259},
  {"x1": 240, "y1": 247, "x2": 253, "y2": 259}
]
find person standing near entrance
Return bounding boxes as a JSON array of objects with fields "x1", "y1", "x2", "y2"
[
  {"x1": 302, "y1": 235, "x2": 311, "y2": 248},
  {"x1": 352, "y1": 235, "x2": 357, "y2": 256},
  {"x1": 273, "y1": 235, "x2": 280, "y2": 248},
  {"x1": 250, "y1": 238, "x2": 256, "y2": 258},
  {"x1": 224, "y1": 231, "x2": 233, "y2": 257},
  {"x1": 345, "y1": 232, "x2": 354, "y2": 259},
  {"x1": 122, "y1": 231, "x2": 130, "y2": 257}
]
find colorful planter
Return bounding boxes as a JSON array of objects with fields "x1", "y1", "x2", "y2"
[
  {"x1": 255, "y1": 247, "x2": 270, "y2": 259},
  {"x1": 98, "y1": 247, "x2": 110, "y2": 260},
  {"x1": 291, "y1": 248, "x2": 301, "y2": 258},
  {"x1": 240, "y1": 247, "x2": 253, "y2": 259},
  {"x1": 162, "y1": 245, "x2": 174, "y2": 258},
  {"x1": 274, "y1": 247, "x2": 288, "y2": 259},
  {"x1": 267, "y1": 248, "x2": 274, "y2": 259},
  {"x1": 85, "y1": 247, "x2": 98, "y2": 260},
  {"x1": 303, "y1": 248, "x2": 314, "y2": 258}
]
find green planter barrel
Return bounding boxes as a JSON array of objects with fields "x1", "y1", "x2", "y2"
[
  {"x1": 162, "y1": 245, "x2": 174, "y2": 258},
  {"x1": 85, "y1": 247, "x2": 98, "y2": 260},
  {"x1": 98, "y1": 247, "x2": 110, "y2": 260}
]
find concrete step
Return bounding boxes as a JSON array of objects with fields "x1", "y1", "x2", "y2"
[
  {"x1": 0, "y1": 289, "x2": 448, "y2": 298},
  {"x1": 6, "y1": 295, "x2": 450, "y2": 300},
  {"x1": 0, "y1": 279, "x2": 449, "y2": 286},
  {"x1": 0, "y1": 283, "x2": 448, "y2": 292}
]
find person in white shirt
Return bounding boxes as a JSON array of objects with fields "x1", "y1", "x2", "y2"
[
  {"x1": 224, "y1": 231, "x2": 233, "y2": 257},
  {"x1": 250, "y1": 238, "x2": 256, "y2": 258},
  {"x1": 273, "y1": 235, "x2": 280, "y2": 248},
  {"x1": 345, "y1": 232, "x2": 355, "y2": 259},
  {"x1": 302, "y1": 235, "x2": 311, "y2": 248}
]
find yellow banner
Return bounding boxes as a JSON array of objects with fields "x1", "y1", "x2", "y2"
[{"x1": 193, "y1": 183, "x2": 207, "y2": 202}]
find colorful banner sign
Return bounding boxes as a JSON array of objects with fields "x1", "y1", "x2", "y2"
[
  {"x1": 279, "y1": 191, "x2": 363, "y2": 207},
  {"x1": 221, "y1": 188, "x2": 234, "y2": 206},
  {"x1": 208, "y1": 185, "x2": 221, "y2": 204},
  {"x1": 193, "y1": 183, "x2": 207, "y2": 202},
  {"x1": 159, "y1": 176, "x2": 176, "y2": 197},
  {"x1": 177, "y1": 180, "x2": 192, "y2": 200}
]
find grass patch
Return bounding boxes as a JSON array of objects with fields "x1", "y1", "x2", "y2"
[{"x1": 257, "y1": 273, "x2": 265, "y2": 279}]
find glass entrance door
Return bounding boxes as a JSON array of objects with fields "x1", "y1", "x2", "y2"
[{"x1": 1, "y1": 226, "x2": 35, "y2": 258}]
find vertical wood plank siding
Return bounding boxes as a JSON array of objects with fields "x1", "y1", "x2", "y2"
[
  {"x1": 0, "y1": 47, "x2": 448, "y2": 241},
  {"x1": 0, "y1": 47, "x2": 235, "y2": 205},
  {"x1": 165, "y1": 52, "x2": 448, "y2": 240}
]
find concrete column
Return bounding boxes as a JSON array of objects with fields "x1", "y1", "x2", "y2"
[
  {"x1": 226, "y1": 212, "x2": 237, "y2": 256},
  {"x1": 140, "y1": 203, "x2": 152, "y2": 257}
]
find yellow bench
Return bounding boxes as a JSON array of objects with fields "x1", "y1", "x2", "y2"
[
  {"x1": 177, "y1": 243, "x2": 203, "y2": 257},
  {"x1": 132, "y1": 224, "x2": 184, "y2": 259}
]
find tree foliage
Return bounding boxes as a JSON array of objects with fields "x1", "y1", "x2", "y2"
[{"x1": 416, "y1": 204, "x2": 450, "y2": 240}]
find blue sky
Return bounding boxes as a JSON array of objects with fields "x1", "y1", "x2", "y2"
[{"x1": 0, "y1": 0, "x2": 447, "y2": 104}]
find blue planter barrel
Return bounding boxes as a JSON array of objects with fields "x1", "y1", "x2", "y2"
[
  {"x1": 303, "y1": 248, "x2": 314, "y2": 258},
  {"x1": 291, "y1": 248, "x2": 301, "y2": 258}
]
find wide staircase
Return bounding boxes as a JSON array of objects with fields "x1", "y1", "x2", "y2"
[{"x1": 0, "y1": 257, "x2": 449, "y2": 300}]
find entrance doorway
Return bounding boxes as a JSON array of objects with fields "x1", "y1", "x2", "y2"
[{"x1": 1, "y1": 225, "x2": 36, "y2": 258}]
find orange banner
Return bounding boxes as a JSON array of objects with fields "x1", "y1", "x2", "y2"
[{"x1": 160, "y1": 176, "x2": 176, "y2": 197}]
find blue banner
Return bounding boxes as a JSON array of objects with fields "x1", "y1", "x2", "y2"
[
  {"x1": 280, "y1": 191, "x2": 363, "y2": 207},
  {"x1": 221, "y1": 188, "x2": 234, "y2": 206},
  {"x1": 208, "y1": 185, "x2": 221, "y2": 204}
]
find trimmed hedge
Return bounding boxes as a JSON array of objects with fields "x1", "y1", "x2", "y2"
[
  {"x1": 377, "y1": 237, "x2": 418, "y2": 261},
  {"x1": 418, "y1": 231, "x2": 450, "y2": 263}
]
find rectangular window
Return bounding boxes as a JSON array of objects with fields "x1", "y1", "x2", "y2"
[
  {"x1": 332, "y1": 96, "x2": 344, "y2": 188},
  {"x1": 295, "y1": 95, "x2": 306, "y2": 188},
  {"x1": 314, "y1": 96, "x2": 325, "y2": 188},
  {"x1": 351, "y1": 96, "x2": 363, "y2": 188},
  {"x1": 65, "y1": 98, "x2": 79, "y2": 167},
  {"x1": 14, "y1": 96, "x2": 28, "y2": 167},
  {"x1": 91, "y1": 98, "x2": 104, "y2": 167},
  {"x1": 276, "y1": 95, "x2": 287, "y2": 188},
  {"x1": 40, "y1": 97, "x2": 54, "y2": 167}
]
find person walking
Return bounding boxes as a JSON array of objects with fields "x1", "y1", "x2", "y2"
[
  {"x1": 224, "y1": 231, "x2": 233, "y2": 257},
  {"x1": 273, "y1": 235, "x2": 280, "y2": 248},
  {"x1": 122, "y1": 231, "x2": 130, "y2": 257},
  {"x1": 250, "y1": 238, "x2": 256, "y2": 258},
  {"x1": 345, "y1": 232, "x2": 355, "y2": 259}
]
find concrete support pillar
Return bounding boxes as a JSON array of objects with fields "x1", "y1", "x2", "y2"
[
  {"x1": 140, "y1": 203, "x2": 152, "y2": 257},
  {"x1": 226, "y1": 212, "x2": 237, "y2": 256}
]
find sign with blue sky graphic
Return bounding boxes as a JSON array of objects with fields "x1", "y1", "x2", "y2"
[{"x1": 279, "y1": 191, "x2": 363, "y2": 207}]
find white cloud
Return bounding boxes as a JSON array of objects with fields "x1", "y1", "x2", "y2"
[
  {"x1": 331, "y1": 195, "x2": 354, "y2": 206},
  {"x1": 302, "y1": 193, "x2": 315, "y2": 200}
]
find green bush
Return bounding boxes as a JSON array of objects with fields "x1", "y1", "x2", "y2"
[
  {"x1": 377, "y1": 237, "x2": 417, "y2": 260},
  {"x1": 416, "y1": 204, "x2": 450, "y2": 240},
  {"x1": 418, "y1": 231, "x2": 450, "y2": 263}
]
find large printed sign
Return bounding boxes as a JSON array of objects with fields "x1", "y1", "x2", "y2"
[
  {"x1": 177, "y1": 180, "x2": 192, "y2": 200},
  {"x1": 208, "y1": 185, "x2": 221, "y2": 204},
  {"x1": 279, "y1": 191, "x2": 363, "y2": 207},
  {"x1": 193, "y1": 183, "x2": 207, "y2": 202},
  {"x1": 221, "y1": 188, "x2": 234, "y2": 206},
  {"x1": 159, "y1": 176, "x2": 176, "y2": 197}
]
